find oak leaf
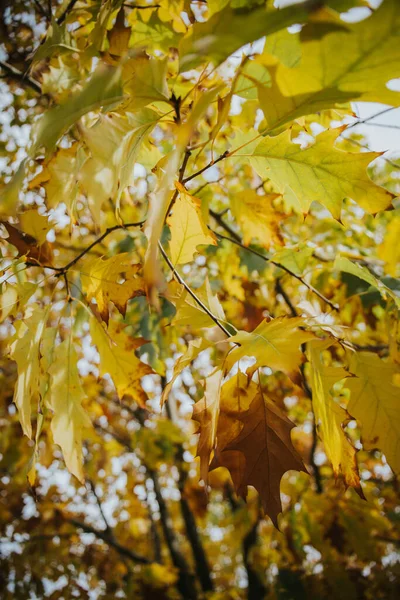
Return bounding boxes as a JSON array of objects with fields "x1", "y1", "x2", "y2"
[
  {"x1": 90, "y1": 317, "x2": 153, "y2": 407},
  {"x1": 167, "y1": 182, "x2": 217, "y2": 265},
  {"x1": 345, "y1": 352, "x2": 400, "y2": 474},
  {"x1": 249, "y1": 128, "x2": 393, "y2": 220},
  {"x1": 81, "y1": 253, "x2": 145, "y2": 323},
  {"x1": 48, "y1": 339, "x2": 92, "y2": 482},
  {"x1": 225, "y1": 316, "x2": 316, "y2": 384},
  {"x1": 225, "y1": 385, "x2": 307, "y2": 526}
]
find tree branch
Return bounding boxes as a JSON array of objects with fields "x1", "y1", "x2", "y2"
[
  {"x1": 158, "y1": 241, "x2": 232, "y2": 337},
  {"x1": 69, "y1": 518, "x2": 151, "y2": 564},
  {"x1": 94, "y1": 420, "x2": 198, "y2": 600},
  {"x1": 182, "y1": 151, "x2": 229, "y2": 185},
  {"x1": 0, "y1": 60, "x2": 42, "y2": 94},
  {"x1": 209, "y1": 215, "x2": 339, "y2": 312}
]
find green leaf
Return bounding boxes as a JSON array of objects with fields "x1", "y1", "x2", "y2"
[
  {"x1": 248, "y1": 128, "x2": 393, "y2": 219},
  {"x1": 257, "y1": 0, "x2": 400, "y2": 131},
  {"x1": 334, "y1": 256, "x2": 400, "y2": 308}
]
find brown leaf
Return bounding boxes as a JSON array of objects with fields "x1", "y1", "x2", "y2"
[
  {"x1": 1, "y1": 220, "x2": 53, "y2": 265},
  {"x1": 223, "y1": 384, "x2": 307, "y2": 527}
]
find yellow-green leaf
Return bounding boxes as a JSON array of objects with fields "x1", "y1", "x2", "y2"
[
  {"x1": 249, "y1": 128, "x2": 393, "y2": 219},
  {"x1": 81, "y1": 253, "x2": 145, "y2": 323},
  {"x1": 90, "y1": 317, "x2": 153, "y2": 406},
  {"x1": 8, "y1": 307, "x2": 48, "y2": 438},
  {"x1": 257, "y1": 0, "x2": 400, "y2": 132},
  {"x1": 168, "y1": 182, "x2": 217, "y2": 265},
  {"x1": 308, "y1": 340, "x2": 363, "y2": 494},
  {"x1": 48, "y1": 338, "x2": 91, "y2": 482},
  {"x1": 345, "y1": 352, "x2": 400, "y2": 474},
  {"x1": 225, "y1": 316, "x2": 316, "y2": 383}
]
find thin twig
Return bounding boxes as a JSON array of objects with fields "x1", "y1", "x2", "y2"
[
  {"x1": 158, "y1": 242, "x2": 232, "y2": 338},
  {"x1": 0, "y1": 60, "x2": 42, "y2": 94},
  {"x1": 87, "y1": 478, "x2": 113, "y2": 536},
  {"x1": 209, "y1": 217, "x2": 339, "y2": 312},
  {"x1": 345, "y1": 106, "x2": 399, "y2": 130},
  {"x1": 69, "y1": 518, "x2": 151, "y2": 564},
  {"x1": 182, "y1": 151, "x2": 229, "y2": 185},
  {"x1": 57, "y1": 0, "x2": 79, "y2": 25}
]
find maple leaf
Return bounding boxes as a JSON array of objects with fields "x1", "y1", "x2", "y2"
[
  {"x1": 8, "y1": 307, "x2": 48, "y2": 438},
  {"x1": 230, "y1": 190, "x2": 283, "y2": 249},
  {"x1": 90, "y1": 317, "x2": 153, "y2": 407},
  {"x1": 257, "y1": 0, "x2": 400, "y2": 131},
  {"x1": 161, "y1": 337, "x2": 210, "y2": 406},
  {"x1": 224, "y1": 385, "x2": 307, "y2": 526},
  {"x1": 81, "y1": 253, "x2": 145, "y2": 323},
  {"x1": 249, "y1": 128, "x2": 394, "y2": 220},
  {"x1": 29, "y1": 143, "x2": 84, "y2": 222},
  {"x1": 308, "y1": 340, "x2": 363, "y2": 496},
  {"x1": 167, "y1": 182, "x2": 217, "y2": 265},
  {"x1": 345, "y1": 352, "x2": 400, "y2": 474},
  {"x1": 48, "y1": 339, "x2": 92, "y2": 482},
  {"x1": 1, "y1": 218, "x2": 53, "y2": 266},
  {"x1": 225, "y1": 317, "x2": 316, "y2": 384},
  {"x1": 192, "y1": 369, "x2": 224, "y2": 482}
]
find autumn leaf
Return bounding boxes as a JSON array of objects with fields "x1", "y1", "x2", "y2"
[
  {"x1": 308, "y1": 340, "x2": 363, "y2": 495},
  {"x1": 167, "y1": 182, "x2": 217, "y2": 265},
  {"x1": 225, "y1": 317, "x2": 316, "y2": 384},
  {"x1": 1, "y1": 218, "x2": 53, "y2": 265},
  {"x1": 225, "y1": 384, "x2": 307, "y2": 526},
  {"x1": 257, "y1": 0, "x2": 400, "y2": 131},
  {"x1": 90, "y1": 316, "x2": 153, "y2": 407},
  {"x1": 81, "y1": 253, "x2": 145, "y2": 323},
  {"x1": 48, "y1": 338, "x2": 92, "y2": 482},
  {"x1": 192, "y1": 369, "x2": 224, "y2": 482},
  {"x1": 248, "y1": 128, "x2": 393, "y2": 220},
  {"x1": 8, "y1": 307, "x2": 48, "y2": 438},
  {"x1": 345, "y1": 352, "x2": 400, "y2": 474},
  {"x1": 230, "y1": 189, "x2": 283, "y2": 249}
]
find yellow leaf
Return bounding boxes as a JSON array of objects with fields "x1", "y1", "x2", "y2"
[
  {"x1": 80, "y1": 110, "x2": 159, "y2": 221},
  {"x1": 192, "y1": 368, "x2": 224, "y2": 482},
  {"x1": 8, "y1": 307, "x2": 48, "y2": 439},
  {"x1": 122, "y1": 54, "x2": 169, "y2": 111},
  {"x1": 81, "y1": 253, "x2": 145, "y2": 323},
  {"x1": 308, "y1": 340, "x2": 363, "y2": 495},
  {"x1": 230, "y1": 189, "x2": 283, "y2": 249},
  {"x1": 249, "y1": 128, "x2": 393, "y2": 219},
  {"x1": 19, "y1": 209, "x2": 51, "y2": 245},
  {"x1": 378, "y1": 216, "x2": 400, "y2": 278},
  {"x1": 345, "y1": 352, "x2": 400, "y2": 474},
  {"x1": 161, "y1": 337, "x2": 210, "y2": 406},
  {"x1": 90, "y1": 317, "x2": 152, "y2": 406},
  {"x1": 29, "y1": 143, "x2": 84, "y2": 221},
  {"x1": 257, "y1": 0, "x2": 400, "y2": 131},
  {"x1": 167, "y1": 182, "x2": 217, "y2": 265},
  {"x1": 48, "y1": 338, "x2": 91, "y2": 482},
  {"x1": 225, "y1": 316, "x2": 315, "y2": 384},
  {"x1": 169, "y1": 278, "x2": 226, "y2": 330}
]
